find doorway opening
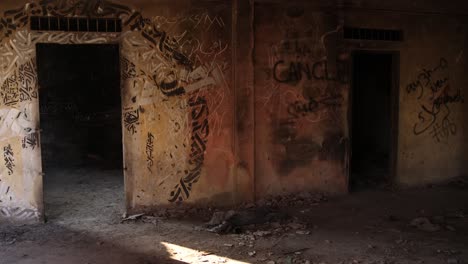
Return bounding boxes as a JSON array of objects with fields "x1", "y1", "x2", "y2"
[
  {"x1": 350, "y1": 51, "x2": 398, "y2": 191},
  {"x1": 37, "y1": 43, "x2": 123, "y2": 222}
]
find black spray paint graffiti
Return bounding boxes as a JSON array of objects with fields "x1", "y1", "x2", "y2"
[
  {"x1": 1, "y1": 0, "x2": 194, "y2": 98},
  {"x1": 273, "y1": 59, "x2": 348, "y2": 84},
  {"x1": 121, "y1": 57, "x2": 138, "y2": 81},
  {"x1": 22, "y1": 132, "x2": 38, "y2": 150},
  {"x1": 406, "y1": 58, "x2": 449, "y2": 98},
  {"x1": 430, "y1": 117, "x2": 457, "y2": 143},
  {"x1": 275, "y1": 38, "x2": 313, "y2": 58},
  {"x1": 287, "y1": 95, "x2": 342, "y2": 118},
  {"x1": 1, "y1": 60, "x2": 37, "y2": 107},
  {"x1": 3, "y1": 144, "x2": 14, "y2": 175},
  {"x1": 0, "y1": 72, "x2": 19, "y2": 106},
  {"x1": 0, "y1": 5, "x2": 33, "y2": 40},
  {"x1": 146, "y1": 132, "x2": 154, "y2": 172},
  {"x1": 0, "y1": 0, "x2": 215, "y2": 204},
  {"x1": 153, "y1": 68, "x2": 186, "y2": 97},
  {"x1": 169, "y1": 96, "x2": 209, "y2": 203},
  {"x1": 406, "y1": 58, "x2": 464, "y2": 143},
  {"x1": 18, "y1": 59, "x2": 38, "y2": 102},
  {"x1": 123, "y1": 108, "x2": 140, "y2": 135}
]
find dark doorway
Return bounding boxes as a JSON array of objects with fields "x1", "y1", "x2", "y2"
[
  {"x1": 350, "y1": 52, "x2": 396, "y2": 190},
  {"x1": 37, "y1": 43, "x2": 123, "y2": 221}
]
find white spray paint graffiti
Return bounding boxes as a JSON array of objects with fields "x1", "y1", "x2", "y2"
[{"x1": 0, "y1": 0, "x2": 231, "y2": 221}]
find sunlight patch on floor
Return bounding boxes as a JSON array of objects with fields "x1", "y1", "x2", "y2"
[{"x1": 162, "y1": 242, "x2": 251, "y2": 264}]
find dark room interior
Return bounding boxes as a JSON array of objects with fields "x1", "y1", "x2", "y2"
[{"x1": 351, "y1": 52, "x2": 393, "y2": 189}]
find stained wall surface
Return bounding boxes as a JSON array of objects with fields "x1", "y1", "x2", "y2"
[
  {"x1": 1, "y1": 0, "x2": 468, "y2": 224},
  {"x1": 0, "y1": 0, "x2": 239, "y2": 222},
  {"x1": 253, "y1": 2, "x2": 350, "y2": 197},
  {"x1": 342, "y1": 2, "x2": 468, "y2": 186},
  {"x1": 252, "y1": 0, "x2": 468, "y2": 194}
]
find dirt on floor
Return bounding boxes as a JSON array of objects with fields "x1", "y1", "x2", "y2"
[{"x1": 0, "y1": 169, "x2": 467, "y2": 264}]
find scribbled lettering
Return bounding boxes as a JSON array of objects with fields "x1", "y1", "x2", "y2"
[
  {"x1": 430, "y1": 116, "x2": 456, "y2": 143},
  {"x1": 123, "y1": 108, "x2": 140, "y2": 135},
  {"x1": 22, "y1": 132, "x2": 38, "y2": 150},
  {"x1": 277, "y1": 38, "x2": 313, "y2": 57},
  {"x1": 0, "y1": 72, "x2": 19, "y2": 106},
  {"x1": 406, "y1": 58, "x2": 449, "y2": 99},
  {"x1": 288, "y1": 95, "x2": 342, "y2": 118},
  {"x1": 273, "y1": 59, "x2": 348, "y2": 84},
  {"x1": 407, "y1": 58, "x2": 463, "y2": 143},
  {"x1": 146, "y1": 132, "x2": 154, "y2": 172},
  {"x1": 3, "y1": 144, "x2": 14, "y2": 175},
  {"x1": 18, "y1": 60, "x2": 38, "y2": 102},
  {"x1": 0, "y1": 0, "x2": 194, "y2": 74},
  {"x1": 0, "y1": 0, "x2": 224, "y2": 211},
  {"x1": 121, "y1": 57, "x2": 137, "y2": 80}
]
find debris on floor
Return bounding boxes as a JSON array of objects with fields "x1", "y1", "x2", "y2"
[
  {"x1": 202, "y1": 207, "x2": 290, "y2": 234},
  {"x1": 2, "y1": 179, "x2": 468, "y2": 264},
  {"x1": 120, "y1": 213, "x2": 161, "y2": 225},
  {"x1": 120, "y1": 213, "x2": 145, "y2": 222},
  {"x1": 410, "y1": 217, "x2": 441, "y2": 232},
  {"x1": 252, "y1": 192, "x2": 328, "y2": 208}
]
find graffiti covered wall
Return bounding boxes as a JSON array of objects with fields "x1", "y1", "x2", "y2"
[
  {"x1": 397, "y1": 15, "x2": 468, "y2": 185},
  {"x1": 0, "y1": 0, "x2": 236, "y2": 222},
  {"x1": 344, "y1": 7, "x2": 468, "y2": 186},
  {"x1": 253, "y1": 3, "x2": 350, "y2": 197},
  {"x1": 253, "y1": 0, "x2": 468, "y2": 194},
  {"x1": 2, "y1": 0, "x2": 468, "y2": 223}
]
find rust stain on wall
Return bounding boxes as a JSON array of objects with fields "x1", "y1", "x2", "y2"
[{"x1": 254, "y1": 3, "x2": 349, "y2": 196}]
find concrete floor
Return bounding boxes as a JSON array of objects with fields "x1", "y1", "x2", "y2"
[
  {"x1": 43, "y1": 168, "x2": 124, "y2": 225},
  {"x1": 0, "y1": 169, "x2": 467, "y2": 264}
]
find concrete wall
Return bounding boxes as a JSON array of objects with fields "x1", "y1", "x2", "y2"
[
  {"x1": 253, "y1": 2, "x2": 350, "y2": 197},
  {"x1": 0, "y1": 0, "x2": 239, "y2": 223},
  {"x1": 0, "y1": 0, "x2": 467, "y2": 223},
  {"x1": 251, "y1": 0, "x2": 468, "y2": 194},
  {"x1": 342, "y1": 2, "x2": 468, "y2": 186}
]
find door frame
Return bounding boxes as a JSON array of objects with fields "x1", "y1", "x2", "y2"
[
  {"x1": 36, "y1": 42, "x2": 124, "y2": 220},
  {"x1": 348, "y1": 50, "x2": 400, "y2": 190}
]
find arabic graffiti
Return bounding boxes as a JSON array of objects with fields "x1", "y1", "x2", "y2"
[
  {"x1": 0, "y1": 72, "x2": 19, "y2": 106},
  {"x1": 0, "y1": 0, "x2": 229, "y2": 211},
  {"x1": 19, "y1": 59, "x2": 38, "y2": 102},
  {"x1": 169, "y1": 96, "x2": 209, "y2": 203},
  {"x1": 22, "y1": 132, "x2": 38, "y2": 149},
  {"x1": 123, "y1": 108, "x2": 140, "y2": 135},
  {"x1": 146, "y1": 132, "x2": 154, "y2": 172},
  {"x1": 3, "y1": 144, "x2": 15, "y2": 175},
  {"x1": 0, "y1": 0, "x2": 195, "y2": 98}
]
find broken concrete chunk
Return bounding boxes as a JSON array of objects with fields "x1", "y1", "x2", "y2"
[
  {"x1": 445, "y1": 225, "x2": 456, "y2": 231},
  {"x1": 253, "y1": 230, "x2": 272, "y2": 237},
  {"x1": 121, "y1": 213, "x2": 145, "y2": 222},
  {"x1": 410, "y1": 217, "x2": 441, "y2": 232},
  {"x1": 296, "y1": 230, "x2": 310, "y2": 235},
  {"x1": 287, "y1": 222, "x2": 305, "y2": 230}
]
